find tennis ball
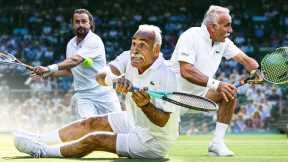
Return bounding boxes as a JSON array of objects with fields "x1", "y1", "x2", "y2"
[{"x1": 83, "y1": 58, "x2": 93, "y2": 68}]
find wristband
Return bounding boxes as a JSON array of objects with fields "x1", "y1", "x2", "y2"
[
  {"x1": 207, "y1": 78, "x2": 220, "y2": 91},
  {"x1": 47, "y1": 64, "x2": 59, "y2": 72}
]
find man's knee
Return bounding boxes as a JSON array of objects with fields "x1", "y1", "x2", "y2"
[
  {"x1": 82, "y1": 133, "x2": 116, "y2": 151},
  {"x1": 80, "y1": 115, "x2": 111, "y2": 131},
  {"x1": 75, "y1": 134, "x2": 100, "y2": 151}
]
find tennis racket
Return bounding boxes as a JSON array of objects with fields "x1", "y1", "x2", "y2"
[
  {"x1": 96, "y1": 69, "x2": 218, "y2": 112},
  {"x1": 0, "y1": 51, "x2": 55, "y2": 78},
  {"x1": 235, "y1": 47, "x2": 288, "y2": 87},
  {"x1": 131, "y1": 86, "x2": 218, "y2": 112},
  {"x1": 0, "y1": 51, "x2": 34, "y2": 70}
]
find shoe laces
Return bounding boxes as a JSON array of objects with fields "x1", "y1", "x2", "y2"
[{"x1": 30, "y1": 143, "x2": 47, "y2": 158}]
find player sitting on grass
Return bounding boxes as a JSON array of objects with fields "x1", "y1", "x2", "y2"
[{"x1": 14, "y1": 24, "x2": 179, "y2": 159}]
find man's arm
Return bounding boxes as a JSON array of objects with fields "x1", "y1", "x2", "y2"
[
  {"x1": 179, "y1": 61, "x2": 209, "y2": 87},
  {"x1": 57, "y1": 54, "x2": 84, "y2": 70},
  {"x1": 232, "y1": 52, "x2": 259, "y2": 71},
  {"x1": 33, "y1": 54, "x2": 84, "y2": 77},
  {"x1": 114, "y1": 77, "x2": 171, "y2": 127},
  {"x1": 138, "y1": 102, "x2": 171, "y2": 127},
  {"x1": 179, "y1": 61, "x2": 236, "y2": 102},
  {"x1": 51, "y1": 69, "x2": 73, "y2": 77},
  {"x1": 131, "y1": 89, "x2": 171, "y2": 127},
  {"x1": 109, "y1": 64, "x2": 122, "y2": 76}
]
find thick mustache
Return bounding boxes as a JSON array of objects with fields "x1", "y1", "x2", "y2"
[
  {"x1": 131, "y1": 53, "x2": 144, "y2": 60},
  {"x1": 77, "y1": 27, "x2": 85, "y2": 31},
  {"x1": 225, "y1": 33, "x2": 231, "y2": 37}
]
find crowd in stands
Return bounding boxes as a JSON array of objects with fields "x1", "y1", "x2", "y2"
[
  {"x1": 0, "y1": 0, "x2": 287, "y2": 133},
  {"x1": 0, "y1": 80, "x2": 74, "y2": 132}
]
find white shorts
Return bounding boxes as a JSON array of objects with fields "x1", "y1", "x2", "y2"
[
  {"x1": 108, "y1": 112, "x2": 166, "y2": 159},
  {"x1": 71, "y1": 90, "x2": 121, "y2": 119}
]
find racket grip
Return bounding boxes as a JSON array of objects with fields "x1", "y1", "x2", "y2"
[
  {"x1": 24, "y1": 64, "x2": 34, "y2": 71},
  {"x1": 112, "y1": 83, "x2": 138, "y2": 92},
  {"x1": 131, "y1": 86, "x2": 149, "y2": 92},
  {"x1": 43, "y1": 71, "x2": 54, "y2": 78},
  {"x1": 112, "y1": 83, "x2": 147, "y2": 92},
  {"x1": 132, "y1": 86, "x2": 140, "y2": 91}
]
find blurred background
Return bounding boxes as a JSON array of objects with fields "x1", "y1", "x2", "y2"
[{"x1": 0, "y1": 0, "x2": 287, "y2": 134}]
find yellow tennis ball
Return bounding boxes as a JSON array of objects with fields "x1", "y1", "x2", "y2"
[{"x1": 83, "y1": 58, "x2": 93, "y2": 68}]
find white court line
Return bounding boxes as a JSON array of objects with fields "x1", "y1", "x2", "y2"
[{"x1": 175, "y1": 141, "x2": 288, "y2": 145}]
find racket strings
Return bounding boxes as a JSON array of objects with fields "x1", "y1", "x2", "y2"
[
  {"x1": 0, "y1": 52, "x2": 16, "y2": 62},
  {"x1": 165, "y1": 93, "x2": 216, "y2": 110},
  {"x1": 261, "y1": 47, "x2": 288, "y2": 84}
]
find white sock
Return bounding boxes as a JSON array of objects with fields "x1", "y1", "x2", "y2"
[
  {"x1": 44, "y1": 146, "x2": 63, "y2": 157},
  {"x1": 212, "y1": 122, "x2": 228, "y2": 143},
  {"x1": 39, "y1": 130, "x2": 62, "y2": 145}
]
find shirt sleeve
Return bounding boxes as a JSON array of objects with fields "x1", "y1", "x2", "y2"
[
  {"x1": 76, "y1": 36, "x2": 105, "y2": 59},
  {"x1": 109, "y1": 50, "x2": 130, "y2": 74},
  {"x1": 223, "y1": 38, "x2": 242, "y2": 59},
  {"x1": 174, "y1": 32, "x2": 197, "y2": 65}
]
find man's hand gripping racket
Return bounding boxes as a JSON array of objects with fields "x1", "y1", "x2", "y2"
[{"x1": 96, "y1": 69, "x2": 218, "y2": 112}]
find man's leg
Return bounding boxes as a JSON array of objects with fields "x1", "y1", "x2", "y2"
[
  {"x1": 15, "y1": 132, "x2": 117, "y2": 158},
  {"x1": 17, "y1": 115, "x2": 113, "y2": 145},
  {"x1": 59, "y1": 115, "x2": 113, "y2": 142},
  {"x1": 15, "y1": 111, "x2": 131, "y2": 158},
  {"x1": 61, "y1": 132, "x2": 117, "y2": 157},
  {"x1": 206, "y1": 90, "x2": 237, "y2": 156}
]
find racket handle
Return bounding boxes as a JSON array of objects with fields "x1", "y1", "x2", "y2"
[
  {"x1": 115, "y1": 85, "x2": 146, "y2": 92},
  {"x1": 131, "y1": 86, "x2": 149, "y2": 92},
  {"x1": 111, "y1": 82, "x2": 147, "y2": 92},
  {"x1": 112, "y1": 83, "x2": 137, "y2": 92},
  {"x1": 132, "y1": 86, "x2": 140, "y2": 91},
  {"x1": 15, "y1": 59, "x2": 34, "y2": 71},
  {"x1": 43, "y1": 71, "x2": 54, "y2": 78},
  {"x1": 23, "y1": 64, "x2": 34, "y2": 71}
]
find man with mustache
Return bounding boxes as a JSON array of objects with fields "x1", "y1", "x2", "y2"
[
  {"x1": 33, "y1": 9, "x2": 121, "y2": 118},
  {"x1": 14, "y1": 25, "x2": 179, "y2": 159},
  {"x1": 169, "y1": 5, "x2": 259, "y2": 156}
]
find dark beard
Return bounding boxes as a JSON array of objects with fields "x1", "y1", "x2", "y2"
[{"x1": 75, "y1": 27, "x2": 89, "y2": 39}]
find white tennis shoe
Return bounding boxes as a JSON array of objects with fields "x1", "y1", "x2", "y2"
[
  {"x1": 208, "y1": 142, "x2": 235, "y2": 156},
  {"x1": 14, "y1": 135, "x2": 48, "y2": 158},
  {"x1": 14, "y1": 130, "x2": 40, "y2": 141}
]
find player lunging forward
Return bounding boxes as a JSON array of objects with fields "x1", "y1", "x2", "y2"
[{"x1": 33, "y1": 9, "x2": 121, "y2": 118}]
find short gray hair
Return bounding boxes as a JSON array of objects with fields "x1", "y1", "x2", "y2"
[
  {"x1": 137, "y1": 24, "x2": 162, "y2": 46},
  {"x1": 202, "y1": 5, "x2": 230, "y2": 25}
]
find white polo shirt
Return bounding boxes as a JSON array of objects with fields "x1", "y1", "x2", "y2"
[
  {"x1": 66, "y1": 30, "x2": 107, "y2": 91},
  {"x1": 169, "y1": 24, "x2": 242, "y2": 95},
  {"x1": 110, "y1": 50, "x2": 179, "y2": 148}
]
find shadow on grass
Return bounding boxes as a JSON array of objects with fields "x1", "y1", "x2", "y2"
[{"x1": 2, "y1": 156, "x2": 169, "y2": 162}]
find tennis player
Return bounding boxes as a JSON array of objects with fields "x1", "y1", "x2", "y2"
[
  {"x1": 169, "y1": 5, "x2": 259, "y2": 156},
  {"x1": 14, "y1": 24, "x2": 180, "y2": 159},
  {"x1": 33, "y1": 9, "x2": 121, "y2": 118}
]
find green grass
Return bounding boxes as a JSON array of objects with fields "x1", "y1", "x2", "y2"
[{"x1": 1, "y1": 133, "x2": 288, "y2": 162}]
